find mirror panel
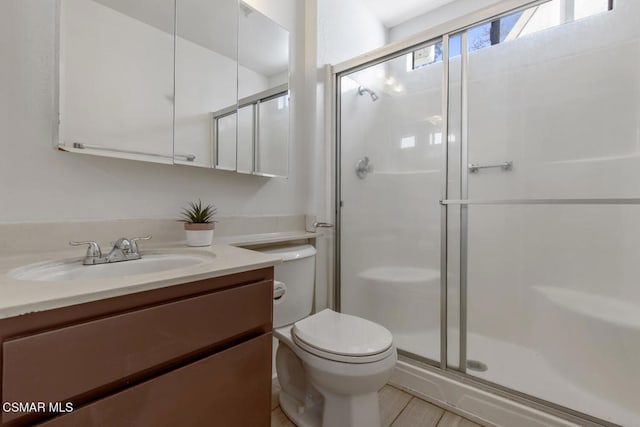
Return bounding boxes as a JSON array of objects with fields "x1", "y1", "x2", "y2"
[
  {"x1": 174, "y1": 0, "x2": 238, "y2": 168},
  {"x1": 237, "y1": 2, "x2": 290, "y2": 177},
  {"x1": 236, "y1": 105, "x2": 255, "y2": 174},
  {"x1": 58, "y1": 0, "x2": 175, "y2": 164},
  {"x1": 238, "y1": 2, "x2": 289, "y2": 98},
  {"x1": 256, "y1": 93, "x2": 289, "y2": 177},
  {"x1": 215, "y1": 113, "x2": 237, "y2": 170}
]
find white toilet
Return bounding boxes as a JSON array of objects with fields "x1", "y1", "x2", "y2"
[{"x1": 260, "y1": 244, "x2": 397, "y2": 427}]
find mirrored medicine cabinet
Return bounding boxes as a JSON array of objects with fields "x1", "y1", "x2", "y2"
[{"x1": 57, "y1": 0, "x2": 290, "y2": 178}]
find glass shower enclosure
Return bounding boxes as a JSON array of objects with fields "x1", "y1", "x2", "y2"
[{"x1": 335, "y1": 1, "x2": 639, "y2": 425}]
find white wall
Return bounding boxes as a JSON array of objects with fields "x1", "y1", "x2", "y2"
[
  {"x1": 0, "y1": 0, "x2": 308, "y2": 223},
  {"x1": 317, "y1": 0, "x2": 387, "y2": 66}
]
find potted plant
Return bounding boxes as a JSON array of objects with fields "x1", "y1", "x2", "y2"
[{"x1": 180, "y1": 200, "x2": 217, "y2": 247}]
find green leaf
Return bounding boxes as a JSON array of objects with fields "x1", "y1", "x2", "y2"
[{"x1": 179, "y1": 199, "x2": 217, "y2": 223}]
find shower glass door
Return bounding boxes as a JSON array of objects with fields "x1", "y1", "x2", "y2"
[
  {"x1": 338, "y1": 40, "x2": 444, "y2": 363},
  {"x1": 454, "y1": 0, "x2": 640, "y2": 425}
]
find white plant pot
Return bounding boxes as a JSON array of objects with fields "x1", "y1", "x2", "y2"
[{"x1": 184, "y1": 224, "x2": 215, "y2": 247}]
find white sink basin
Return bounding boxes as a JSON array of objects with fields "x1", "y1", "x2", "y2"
[{"x1": 9, "y1": 253, "x2": 213, "y2": 282}]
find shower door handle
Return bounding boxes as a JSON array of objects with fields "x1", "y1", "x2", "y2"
[
  {"x1": 313, "y1": 222, "x2": 334, "y2": 228},
  {"x1": 468, "y1": 161, "x2": 513, "y2": 173}
]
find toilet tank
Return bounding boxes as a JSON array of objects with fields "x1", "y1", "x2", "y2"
[{"x1": 258, "y1": 244, "x2": 316, "y2": 328}]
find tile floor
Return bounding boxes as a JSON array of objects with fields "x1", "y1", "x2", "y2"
[{"x1": 271, "y1": 381, "x2": 483, "y2": 427}]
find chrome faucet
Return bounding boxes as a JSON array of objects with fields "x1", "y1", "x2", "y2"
[{"x1": 70, "y1": 236, "x2": 151, "y2": 265}]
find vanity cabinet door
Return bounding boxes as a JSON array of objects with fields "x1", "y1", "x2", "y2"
[
  {"x1": 2, "y1": 280, "x2": 272, "y2": 425},
  {"x1": 37, "y1": 333, "x2": 272, "y2": 427}
]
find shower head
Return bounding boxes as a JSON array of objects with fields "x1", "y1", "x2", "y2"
[{"x1": 357, "y1": 86, "x2": 379, "y2": 102}]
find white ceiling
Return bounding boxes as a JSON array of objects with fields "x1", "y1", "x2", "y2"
[{"x1": 360, "y1": 0, "x2": 458, "y2": 28}]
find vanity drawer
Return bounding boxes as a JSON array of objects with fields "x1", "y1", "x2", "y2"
[
  {"x1": 36, "y1": 333, "x2": 272, "y2": 427},
  {"x1": 2, "y1": 279, "x2": 272, "y2": 424}
]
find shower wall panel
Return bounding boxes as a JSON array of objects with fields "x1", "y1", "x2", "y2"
[
  {"x1": 466, "y1": 1, "x2": 640, "y2": 200},
  {"x1": 465, "y1": 205, "x2": 640, "y2": 426}
]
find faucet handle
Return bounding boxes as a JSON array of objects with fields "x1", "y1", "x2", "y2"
[
  {"x1": 112, "y1": 238, "x2": 132, "y2": 253},
  {"x1": 69, "y1": 241, "x2": 102, "y2": 258},
  {"x1": 130, "y1": 236, "x2": 152, "y2": 255}
]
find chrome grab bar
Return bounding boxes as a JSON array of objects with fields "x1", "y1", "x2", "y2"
[
  {"x1": 468, "y1": 161, "x2": 512, "y2": 173},
  {"x1": 72, "y1": 142, "x2": 195, "y2": 162}
]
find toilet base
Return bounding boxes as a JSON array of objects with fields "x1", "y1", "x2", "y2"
[
  {"x1": 318, "y1": 388, "x2": 381, "y2": 427},
  {"x1": 279, "y1": 387, "x2": 382, "y2": 427},
  {"x1": 275, "y1": 323, "x2": 394, "y2": 427},
  {"x1": 279, "y1": 389, "x2": 321, "y2": 427}
]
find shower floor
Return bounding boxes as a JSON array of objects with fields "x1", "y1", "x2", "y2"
[{"x1": 394, "y1": 329, "x2": 636, "y2": 426}]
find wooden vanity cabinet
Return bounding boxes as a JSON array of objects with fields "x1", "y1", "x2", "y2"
[{"x1": 0, "y1": 267, "x2": 274, "y2": 427}]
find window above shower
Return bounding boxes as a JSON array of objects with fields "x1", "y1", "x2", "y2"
[
  {"x1": 408, "y1": 0, "x2": 612, "y2": 71},
  {"x1": 466, "y1": 0, "x2": 612, "y2": 52}
]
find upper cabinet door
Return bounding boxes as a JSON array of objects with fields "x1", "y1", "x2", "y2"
[
  {"x1": 58, "y1": 0, "x2": 175, "y2": 164},
  {"x1": 174, "y1": 0, "x2": 238, "y2": 168},
  {"x1": 57, "y1": 0, "x2": 289, "y2": 176}
]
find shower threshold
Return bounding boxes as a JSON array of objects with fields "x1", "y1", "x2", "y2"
[{"x1": 393, "y1": 329, "x2": 632, "y2": 426}]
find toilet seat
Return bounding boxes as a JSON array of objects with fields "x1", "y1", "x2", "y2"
[{"x1": 291, "y1": 309, "x2": 394, "y2": 364}]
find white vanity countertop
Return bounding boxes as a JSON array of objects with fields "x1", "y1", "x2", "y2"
[{"x1": 0, "y1": 244, "x2": 282, "y2": 320}]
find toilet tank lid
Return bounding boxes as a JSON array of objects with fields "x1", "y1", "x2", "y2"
[{"x1": 257, "y1": 244, "x2": 316, "y2": 261}]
